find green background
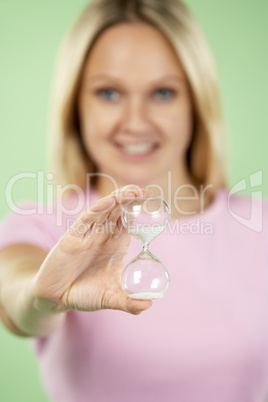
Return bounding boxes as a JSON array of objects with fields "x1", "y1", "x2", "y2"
[{"x1": 0, "y1": 0, "x2": 267, "y2": 401}]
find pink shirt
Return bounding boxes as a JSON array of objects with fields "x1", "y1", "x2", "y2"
[{"x1": 0, "y1": 187, "x2": 268, "y2": 402}]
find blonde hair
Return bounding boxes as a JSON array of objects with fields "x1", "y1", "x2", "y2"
[{"x1": 49, "y1": 0, "x2": 227, "y2": 195}]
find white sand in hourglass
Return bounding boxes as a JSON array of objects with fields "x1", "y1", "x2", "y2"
[
  {"x1": 128, "y1": 292, "x2": 164, "y2": 300},
  {"x1": 129, "y1": 225, "x2": 166, "y2": 245}
]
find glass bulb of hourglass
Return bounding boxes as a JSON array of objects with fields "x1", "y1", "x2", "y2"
[{"x1": 121, "y1": 197, "x2": 171, "y2": 300}]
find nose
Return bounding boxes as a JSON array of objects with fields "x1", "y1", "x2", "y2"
[{"x1": 121, "y1": 98, "x2": 150, "y2": 135}]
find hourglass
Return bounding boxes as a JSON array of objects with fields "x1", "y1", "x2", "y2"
[{"x1": 121, "y1": 197, "x2": 171, "y2": 300}]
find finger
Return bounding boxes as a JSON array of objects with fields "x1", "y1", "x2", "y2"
[
  {"x1": 78, "y1": 195, "x2": 117, "y2": 226},
  {"x1": 111, "y1": 184, "x2": 143, "y2": 196},
  {"x1": 112, "y1": 186, "x2": 153, "y2": 205},
  {"x1": 86, "y1": 192, "x2": 135, "y2": 228},
  {"x1": 82, "y1": 187, "x2": 152, "y2": 221},
  {"x1": 124, "y1": 296, "x2": 153, "y2": 315},
  {"x1": 67, "y1": 193, "x2": 132, "y2": 238},
  {"x1": 107, "y1": 204, "x2": 122, "y2": 225},
  {"x1": 88, "y1": 195, "x2": 117, "y2": 214},
  {"x1": 103, "y1": 288, "x2": 153, "y2": 315},
  {"x1": 69, "y1": 187, "x2": 153, "y2": 238},
  {"x1": 82, "y1": 191, "x2": 136, "y2": 219},
  {"x1": 67, "y1": 198, "x2": 113, "y2": 238}
]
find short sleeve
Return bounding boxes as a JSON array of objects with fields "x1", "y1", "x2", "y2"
[{"x1": 0, "y1": 201, "x2": 58, "y2": 252}]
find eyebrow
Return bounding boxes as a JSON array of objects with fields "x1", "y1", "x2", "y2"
[{"x1": 86, "y1": 74, "x2": 184, "y2": 84}]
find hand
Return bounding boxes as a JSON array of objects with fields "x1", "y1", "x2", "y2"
[{"x1": 30, "y1": 186, "x2": 153, "y2": 315}]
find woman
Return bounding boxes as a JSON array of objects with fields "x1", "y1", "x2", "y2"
[{"x1": 0, "y1": 0, "x2": 268, "y2": 401}]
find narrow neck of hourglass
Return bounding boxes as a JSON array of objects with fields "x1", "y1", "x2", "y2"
[{"x1": 142, "y1": 243, "x2": 150, "y2": 252}]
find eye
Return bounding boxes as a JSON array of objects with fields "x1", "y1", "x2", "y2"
[
  {"x1": 97, "y1": 88, "x2": 120, "y2": 101},
  {"x1": 154, "y1": 88, "x2": 176, "y2": 100}
]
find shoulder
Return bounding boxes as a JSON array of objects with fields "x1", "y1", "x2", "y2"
[
  {"x1": 0, "y1": 187, "x2": 100, "y2": 252},
  {"x1": 0, "y1": 199, "x2": 62, "y2": 252},
  {"x1": 225, "y1": 187, "x2": 267, "y2": 233}
]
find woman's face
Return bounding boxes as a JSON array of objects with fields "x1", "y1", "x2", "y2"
[{"x1": 78, "y1": 22, "x2": 193, "y2": 191}]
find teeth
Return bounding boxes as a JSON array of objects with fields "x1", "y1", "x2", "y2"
[{"x1": 121, "y1": 143, "x2": 154, "y2": 155}]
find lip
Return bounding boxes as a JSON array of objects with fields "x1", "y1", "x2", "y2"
[{"x1": 114, "y1": 142, "x2": 159, "y2": 162}]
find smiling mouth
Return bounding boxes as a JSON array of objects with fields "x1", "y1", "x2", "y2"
[{"x1": 117, "y1": 143, "x2": 158, "y2": 155}]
